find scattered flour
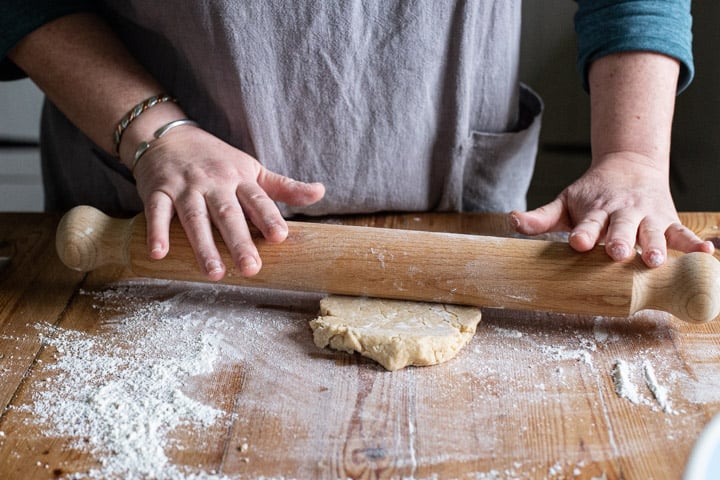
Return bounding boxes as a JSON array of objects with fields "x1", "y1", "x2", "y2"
[
  {"x1": 642, "y1": 360, "x2": 676, "y2": 414},
  {"x1": 612, "y1": 360, "x2": 642, "y2": 404},
  {"x1": 539, "y1": 344, "x2": 593, "y2": 368},
  {"x1": 610, "y1": 358, "x2": 678, "y2": 414},
  {"x1": 592, "y1": 317, "x2": 610, "y2": 343},
  {"x1": 15, "y1": 283, "x2": 238, "y2": 480},
  {"x1": 491, "y1": 326, "x2": 524, "y2": 339}
]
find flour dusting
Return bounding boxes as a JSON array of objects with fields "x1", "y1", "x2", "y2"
[{"x1": 16, "y1": 283, "x2": 238, "y2": 480}]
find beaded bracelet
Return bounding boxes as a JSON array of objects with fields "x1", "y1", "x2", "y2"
[
  {"x1": 132, "y1": 119, "x2": 199, "y2": 173},
  {"x1": 113, "y1": 94, "x2": 176, "y2": 154}
]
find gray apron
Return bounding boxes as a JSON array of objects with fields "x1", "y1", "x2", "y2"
[{"x1": 41, "y1": 0, "x2": 542, "y2": 217}]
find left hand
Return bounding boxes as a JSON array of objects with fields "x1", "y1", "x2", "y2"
[{"x1": 510, "y1": 152, "x2": 714, "y2": 267}]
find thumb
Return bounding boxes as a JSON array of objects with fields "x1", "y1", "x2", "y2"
[
  {"x1": 510, "y1": 196, "x2": 569, "y2": 236},
  {"x1": 258, "y1": 169, "x2": 326, "y2": 206}
]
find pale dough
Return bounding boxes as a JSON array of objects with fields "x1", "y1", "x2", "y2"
[{"x1": 309, "y1": 296, "x2": 481, "y2": 371}]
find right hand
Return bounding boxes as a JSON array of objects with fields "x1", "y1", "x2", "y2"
[{"x1": 132, "y1": 125, "x2": 325, "y2": 280}]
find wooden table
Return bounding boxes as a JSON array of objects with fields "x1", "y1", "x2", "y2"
[{"x1": 1, "y1": 212, "x2": 720, "y2": 480}]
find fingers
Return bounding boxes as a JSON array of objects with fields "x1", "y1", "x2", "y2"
[
  {"x1": 636, "y1": 220, "x2": 667, "y2": 267},
  {"x1": 145, "y1": 175, "x2": 321, "y2": 280},
  {"x1": 174, "y1": 191, "x2": 226, "y2": 281},
  {"x1": 145, "y1": 191, "x2": 174, "y2": 260},
  {"x1": 154, "y1": 186, "x2": 281, "y2": 280},
  {"x1": 665, "y1": 222, "x2": 715, "y2": 255},
  {"x1": 205, "y1": 190, "x2": 262, "y2": 277},
  {"x1": 236, "y1": 181, "x2": 289, "y2": 244},
  {"x1": 568, "y1": 210, "x2": 609, "y2": 253},
  {"x1": 602, "y1": 217, "x2": 714, "y2": 268},
  {"x1": 604, "y1": 213, "x2": 640, "y2": 262},
  {"x1": 147, "y1": 189, "x2": 238, "y2": 279},
  {"x1": 512, "y1": 197, "x2": 614, "y2": 254},
  {"x1": 168, "y1": 176, "x2": 309, "y2": 279},
  {"x1": 509, "y1": 159, "x2": 715, "y2": 266},
  {"x1": 135, "y1": 129, "x2": 326, "y2": 280},
  {"x1": 202, "y1": 172, "x2": 321, "y2": 276}
]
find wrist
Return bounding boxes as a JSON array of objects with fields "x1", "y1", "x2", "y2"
[
  {"x1": 117, "y1": 101, "x2": 187, "y2": 169},
  {"x1": 591, "y1": 151, "x2": 669, "y2": 176}
]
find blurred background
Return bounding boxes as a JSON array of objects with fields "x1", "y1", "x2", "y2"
[{"x1": 1, "y1": 1, "x2": 718, "y2": 212}]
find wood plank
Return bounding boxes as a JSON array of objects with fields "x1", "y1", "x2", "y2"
[{"x1": 0, "y1": 214, "x2": 84, "y2": 413}]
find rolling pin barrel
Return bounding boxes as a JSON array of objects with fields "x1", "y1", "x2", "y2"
[{"x1": 56, "y1": 205, "x2": 720, "y2": 323}]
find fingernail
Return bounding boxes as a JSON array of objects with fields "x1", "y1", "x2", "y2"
[
  {"x1": 646, "y1": 249, "x2": 664, "y2": 268},
  {"x1": 206, "y1": 259, "x2": 224, "y2": 275},
  {"x1": 240, "y1": 256, "x2": 258, "y2": 272},
  {"x1": 569, "y1": 231, "x2": 587, "y2": 242},
  {"x1": 269, "y1": 223, "x2": 287, "y2": 237},
  {"x1": 509, "y1": 213, "x2": 520, "y2": 229},
  {"x1": 265, "y1": 222, "x2": 288, "y2": 242},
  {"x1": 609, "y1": 243, "x2": 630, "y2": 261},
  {"x1": 150, "y1": 243, "x2": 165, "y2": 256}
]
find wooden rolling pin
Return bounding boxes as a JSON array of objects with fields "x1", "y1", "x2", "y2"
[{"x1": 56, "y1": 205, "x2": 720, "y2": 323}]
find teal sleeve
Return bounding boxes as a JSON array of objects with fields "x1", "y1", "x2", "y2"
[
  {"x1": 575, "y1": 0, "x2": 693, "y2": 93},
  {"x1": 0, "y1": 0, "x2": 96, "y2": 80}
]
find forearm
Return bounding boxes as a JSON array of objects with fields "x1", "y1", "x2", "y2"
[
  {"x1": 588, "y1": 51, "x2": 680, "y2": 170},
  {"x1": 7, "y1": 12, "x2": 184, "y2": 167},
  {"x1": 513, "y1": 50, "x2": 714, "y2": 265}
]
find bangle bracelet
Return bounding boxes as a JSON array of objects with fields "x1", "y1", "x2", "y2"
[
  {"x1": 132, "y1": 119, "x2": 199, "y2": 172},
  {"x1": 113, "y1": 94, "x2": 176, "y2": 154}
]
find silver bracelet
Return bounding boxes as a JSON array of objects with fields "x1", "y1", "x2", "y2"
[
  {"x1": 132, "y1": 119, "x2": 199, "y2": 172},
  {"x1": 113, "y1": 94, "x2": 176, "y2": 154}
]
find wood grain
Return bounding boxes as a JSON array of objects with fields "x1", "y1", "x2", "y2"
[
  {"x1": 56, "y1": 207, "x2": 720, "y2": 322},
  {"x1": 1, "y1": 212, "x2": 720, "y2": 479},
  {"x1": 0, "y1": 214, "x2": 84, "y2": 413}
]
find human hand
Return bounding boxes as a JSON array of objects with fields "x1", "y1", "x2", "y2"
[
  {"x1": 510, "y1": 153, "x2": 714, "y2": 267},
  {"x1": 132, "y1": 125, "x2": 325, "y2": 280}
]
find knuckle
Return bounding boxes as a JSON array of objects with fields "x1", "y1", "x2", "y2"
[
  {"x1": 667, "y1": 222, "x2": 689, "y2": 236},
  {"x1": 248, "y1": 191, "x2": 271, "y2": 204},
  {"x1": 213, "y1": 202, "x2": 244, "y2": 222},
  {"x1": 610, "y1": 216, "x2": 636, "y2": 228},
  {"x1": 578, "y1": 216, "x2": 605, "y2": 230},
  {"x1": 228, "y1": 241, "x2": 257, "y2": 262},
  {"x1": 178, "y1": 206, "x2": 209, "y2": 226},
  {"x1": 639, "y1": 223, "x2": 662, "y2": 236}
]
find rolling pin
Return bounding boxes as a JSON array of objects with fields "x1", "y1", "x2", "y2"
[{"x1": 56, "y1": 205, "x2": 720, "y2": 323}]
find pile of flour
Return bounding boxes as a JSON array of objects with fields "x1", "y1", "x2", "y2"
[
  {"x1": 17, "y1": 282, "x2": 240, "y2": 480},
  {"x1": 611, "y1": 358, "x2": 676, "y2": 414}
]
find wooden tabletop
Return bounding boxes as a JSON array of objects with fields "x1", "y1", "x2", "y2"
[{"x1": 1, "y1": 212, "x2": 720, "y2": 480}]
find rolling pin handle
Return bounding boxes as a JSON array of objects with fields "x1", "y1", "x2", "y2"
[
  {"x1": 632, "y1": 252, "x2": 720, "y2": 323},
  {"x1": 56, "y1": 206, "x2": 134, "y2": 272}
]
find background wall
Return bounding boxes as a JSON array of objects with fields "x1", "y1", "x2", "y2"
[
  {"x1": 0, "y1": 1, "x2": 717, "y2": 212},
  {"x1": 0, "y1": 79, "x2": 44, "y2": 211}
]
